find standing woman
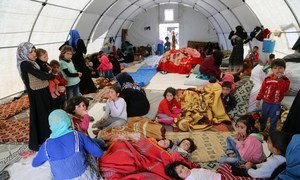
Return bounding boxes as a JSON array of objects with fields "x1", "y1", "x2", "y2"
[
  {"x1": 17, "y1": 42, "x2": 55, "y2": 151},
  {"x1": 60, "y1": 29, "x2": 96, "y2": 95},
  {"x1": 171, "y1": 31, "x2": 177, "y2": 50}
]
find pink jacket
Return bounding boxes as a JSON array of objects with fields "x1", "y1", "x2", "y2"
[
  {"x1": 236, "y1": 135, "x2": 264, "y2": 163},
  {"x1": 97, "y1": 54, "x2": 113, "y2": 72}
]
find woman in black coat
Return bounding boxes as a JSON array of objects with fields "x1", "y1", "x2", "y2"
[
  {"x1": 116, "y1": 72, "x2": 150, "y2": 117},
  {"x1": 59, "y1": 29, "x2": 96, "y2": 95},
  {"x1": 17, "y1": 42, "x2": 55, "y2": 151}
]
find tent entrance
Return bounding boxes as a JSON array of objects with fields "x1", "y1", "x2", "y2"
[{"x1": 159, "y1": 23, "x2": 179, "y2": 49}]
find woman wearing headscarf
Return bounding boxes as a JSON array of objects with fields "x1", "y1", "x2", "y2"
[
  {"x1": 275, "y1": 134, "x2": 300, "y2": 180},
  {"x1": 59, "y1": 29, "x2": 97, "y2": 95},
  {"x1": 229, "y1": 26, "x2": 248, "y2": 71},
  {"x1": 17, "y1": 42, "x2": 55, "y2": 151},
  {"x1": 32, "y1": 110, "x2": 103, "y2": 179},
  {"x1": 116, "y1": 72, "x2": 150, "y2": 117}
]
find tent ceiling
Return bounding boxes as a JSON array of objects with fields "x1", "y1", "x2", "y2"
[{"x1": 0, "y1": 0, "x2": 299, "y2": 49}]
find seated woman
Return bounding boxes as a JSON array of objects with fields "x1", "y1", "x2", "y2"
[
  {"x1": 99, "y1": 137, "x2": 199, "y2": 179},
  {"x1": 199, "y1": 50, "x2": 223, "y2": 80},
  {"x1": 116, "y1": 72, "x2": 150, "y2": 117}
]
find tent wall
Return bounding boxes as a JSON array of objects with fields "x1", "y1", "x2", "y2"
[{"x1": 127, "y1": 4, "x2": 218, "y2": 48}]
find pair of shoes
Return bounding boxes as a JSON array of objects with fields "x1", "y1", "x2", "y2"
[{"x1": 160, "y1": 71, "x2": 167, "y2": 75}]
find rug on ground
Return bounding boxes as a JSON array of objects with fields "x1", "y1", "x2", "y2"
[
  {"x1": 0, "y1": 118, "x2": 29, "y2": 143},
  {"x1": 165, "y1": 131, "x2": 235, "y2": 162}
]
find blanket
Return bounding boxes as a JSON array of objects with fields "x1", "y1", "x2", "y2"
[
  {"x1": 176, "y1": 83, "x2": 231, "y2": 131},
  {"x1": 97, "y1": 117, "x2": 165, "y2": 140},
  {"x1": 99, "y1": 138, "x2": 198, "y2": 179},
  {"x1": 0, "y1": 118, "x2": 29, "y2": 143},
  {"x1": 157, "y1": 48, "x2": 202, "y2": 74},
  {"x1": 128, "y1": 66, "x2": 157, "y2": 87}
]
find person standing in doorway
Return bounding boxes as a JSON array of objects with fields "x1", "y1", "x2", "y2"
[{"x1": 171, "y1": 31, "x2": 177, "y2": 50}]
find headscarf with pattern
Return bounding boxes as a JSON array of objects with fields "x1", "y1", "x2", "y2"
[
  {"x1": 68, "y1": 29, "x2": 80, "y2": 48},
  {"x1": 49, "y1": 109, "x2": 74, "y2": 139},
  {"x1": 16, "y1": 42, "x2": 39, "y2": 75}
]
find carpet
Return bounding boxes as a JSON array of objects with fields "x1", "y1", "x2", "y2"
[
  {"x1": 0, "y1": 96, "x2": 29, "y2": 120},
  {"x1": 128, "y1": 66, "x2": 157, "y2": 87},
  {"x1": 0, "y1": 144, "x2": 29, "y2": 171},
  {"x1": 0, "y1": 118, "x2": 29, "y2": 143},
  {"x1": 165, "y1": 131, "x2": 235, "y2": 163}
]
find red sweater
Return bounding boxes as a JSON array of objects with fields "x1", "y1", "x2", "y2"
[
  {"x1": 157, "y1": 98, "x2": 181, "y2": 118},
  {"x1": 256, "y1": 74, "x2": 290, "y2": 103},
  {"x1": 199, "y1": 55, "x2": 221, "y2": 80},
  {"x1": 49, "y1": 72, "x2": 68, "y2": 96}
]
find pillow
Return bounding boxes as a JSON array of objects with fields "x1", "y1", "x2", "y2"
[
  {"x1": 184, "y1": 73, "x2": 209, "y2": 86},
  {"x1": 228, "y1": 80, "x2": 254, "y2": 122}
]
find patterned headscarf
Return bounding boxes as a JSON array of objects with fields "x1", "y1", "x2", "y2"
[
  {"x1": 68, "y1": 29, "x2": 80, "y2": 48},
  {"x1": 49, "y1": 109, "x2": 74, "y2": 139},
  {"x1": 16, "y1": 42, "x2": 39, "y2": 75},
  {"x1": 276, "y1": 134, "x2": 300, "y2": 180}
]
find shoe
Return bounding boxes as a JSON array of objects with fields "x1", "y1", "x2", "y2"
[{"x1": 158, "y1": 118, "x2": 174, "y2": 125}]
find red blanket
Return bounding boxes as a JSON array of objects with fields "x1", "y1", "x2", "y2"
[
  {"x1": 157, "y1": 48, "x2": 203, "y2": 74},
  {"x1": 99, "y1": 138, "x2": 198, "y2": 179}
]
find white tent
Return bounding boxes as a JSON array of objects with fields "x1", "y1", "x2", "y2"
[{"x1": 0, "y1": 0, "x2": 299, "y2": 99}]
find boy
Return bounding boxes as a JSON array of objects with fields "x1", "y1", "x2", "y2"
[
  {"x1": 262, "y1": 53, "x2": 275, "y2": 74},
  {"x1": 221, "y1": 81, "x2": 237, "y2": 113},
  {"x1": 164, "y1": 36, "x2": 171, "y2": 52},
  {"x1": 248, "y1": 46, "x2": 260, "y2": 66},
  {"x1": 256, "y1": 58, "x2": 290, "y2": 133},
  {"x1": 49, "y1": 60, "x2": 68, "y2": 109}
]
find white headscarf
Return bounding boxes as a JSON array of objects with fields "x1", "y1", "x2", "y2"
[{"x1": 16, "y1": 42, "x2": 39, "y2": 75}]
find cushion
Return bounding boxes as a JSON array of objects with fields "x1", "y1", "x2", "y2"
[{"x1": 228, "y1": 80, "x2": 254, "y2": 122}]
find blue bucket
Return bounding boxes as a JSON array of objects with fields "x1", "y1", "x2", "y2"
[{"x1": 263, "y1": 39, "x2": 276, "y2": 53}]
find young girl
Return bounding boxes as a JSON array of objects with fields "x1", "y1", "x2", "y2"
[
  {"x1": 49, "y1": 60, "x2": 68, "y2": 109},
  {"x1": 219, "y1": 114, "x2": 265, "y2": 165},
  {"x1": 32, "y1": 109, "x2": 103, "y2": 179},
  {"x1": 157, "y1": 87, "x2": 182, "y2": 125},
  {"x1": 165, "y1": 161, "x2": 222, "y2": 180},
  {"x1": 168, "y1": 138, "x2": 197, "y2": 162},
  {"x1": 65, "y1": 96, "x2": 91, "y2": 135},
  {"x1": 230, "y1": 130, "x2": 291, "y2": 179},
  {"x1": 97, "y1": 51, "x2": 114, "y2": 80},
  {"x1": 36, "y1": 48, "x2": 51, "y2": 73},
  {"x1": 59, "y1": 45, "x2": 82, "y2": 99},
  {"x1": 65, "y1": 95, "x2": 106, "y2": 149},
  {"x1": 92, "y1": 84, "x2": 127, "y2": 129}
]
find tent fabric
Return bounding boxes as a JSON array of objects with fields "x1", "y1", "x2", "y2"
[{"x1": 0, "y1": 0, "x2": 299, "y2": 99}]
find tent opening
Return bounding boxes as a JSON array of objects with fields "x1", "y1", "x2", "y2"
[{"x1": 159, "y1": 23, "x2": 179, "y2": 49}]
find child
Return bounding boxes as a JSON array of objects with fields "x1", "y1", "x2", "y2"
[
  {"x1": 32, "y1": 109, "x2": 103, "y2": 179},
  {"x1": 65, "y1": 96, "x2": 91, "y2": 135},
  {"x1": 36, "y1": 48, "x2": 51, "y2": 73},
  {"x1": 97, "y1": 51, "x2": 114, "y2": 80},
  {"x1": 231, "y1": 131, "x2": 291, "y2": 179},
  {"x1": 165, "y1": 161, "x2": 222, "y2": 180},
  {"x1": 84, "y1": 56, "x2": 97, "y2": 77},
  {"x1": 248, "y1": 46, "x2": 259, "y2": 66},
  {"x1": 164, "y1": 36, "x2": 171, "y2": 52},
  {"x1": 49, "y1": 60, "x2": 68, "y2": 109},
  {"x1": 65, "y1": 96, "x2": 106, "y2": 149},
  {"x1": 168, "y1": 138, "x2": 197, "y2": 161},
  {"x1": 221, "y1": 81, "x2": 237, "y2": 113},
  {"x1": 92, "y1": 84, "x2": 127, "y2": 129},
  {"x1": 157, "y1": 87, "x2": 182, "y2": 125},
  {"x1": 59, "y1": 45, "x2": 82, "y2": 99},
  {"x1": 219, "y1": 115, "x2": 265, "y2": 165},
  {"x1": 256, "y1": 58, "x2": 290, "y2": 133},
  {"x1": 262, "y1": 53, "x2": 275, "y2": 75}
]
